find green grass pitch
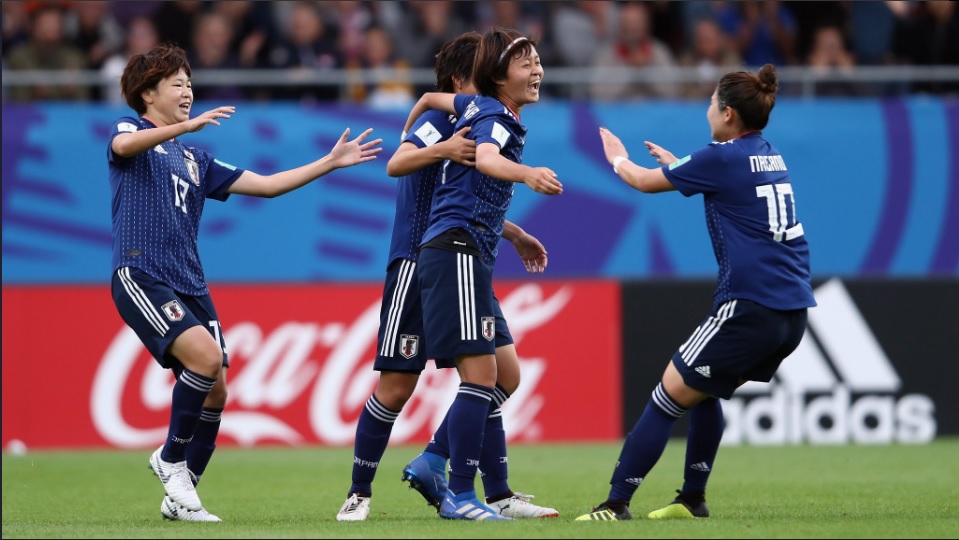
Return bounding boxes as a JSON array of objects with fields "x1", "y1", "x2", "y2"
[{"x1": 3, "y1": 438, "x2": 958, "y2": 538}]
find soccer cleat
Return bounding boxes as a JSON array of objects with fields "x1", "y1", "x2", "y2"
[
  {"x1": 401, "y1": 454, "x2": 447, "y2": 511},
  {"x1": 575, "y1": 501, "x2": 633, "y2": 521},
  {"x1": 160, "y1": 496, "x2": 222, "y2": 522},
  {"x1": 336, "y1": 493, "x2": 371, "y2": 522},
  {"x1": 439, "y1": 490, "x2": 512, "y2": 521},
  {"x1": 647, "y1": 490, "x2": 710, "y2": 519},
  {"x1": 487, "y1": 492, "x2": 559, "y2": 518},
  {"x1": 148, "y1": 445, "x2": 203, "y2": 511}
]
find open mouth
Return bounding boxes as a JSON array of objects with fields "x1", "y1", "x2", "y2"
[{"x1": 528, "y1": 80, "x2": 541, "y2": 93}]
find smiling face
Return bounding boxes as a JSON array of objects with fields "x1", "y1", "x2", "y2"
[
  {"x1": 497, "y1": 45, "x2": 543, "y2": 112},
  {"x1": 142, "y1": 69, "x2": 193, "y2": 126}
]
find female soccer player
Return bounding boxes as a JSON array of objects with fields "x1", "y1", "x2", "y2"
[
  {"x1": 576, "y1": 64, "x2": 816, "y2": 521},
  {"x1": 108, "y1": 43, "x2": 381, "y2": 521},
  {"x1": 393, "y1": 27, "x2": 562, "y2": 521},
  {"x1": 337, "y1": 31, "x2": 558, "y2": 522}
]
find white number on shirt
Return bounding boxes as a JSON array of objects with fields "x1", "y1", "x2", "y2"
[
  {"x1": 172, "y1": 174, "x2": 190, "y2": 213},
  {"x1": 756, "y1": 183, "x2": 804, "y2": 242}
]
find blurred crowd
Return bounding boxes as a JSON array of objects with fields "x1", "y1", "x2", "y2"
[{"x1": 3, "y1": 0, "x2": 958, "y2": 104}]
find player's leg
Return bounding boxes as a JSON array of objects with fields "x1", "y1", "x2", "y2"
[
  {"x1": 481, "y1": 341, "x2": 559, "y2": 518},
  {"x1": 416, "y1": 247, "x2": 509, "y2": 521},
  {"x1": 340, "y1": 259, "x2": 427, "y2": 521},
  {"x1": 181, "y1": 293, "x2": 229, "y2": 490},
  {"x1": 648, "y1": 301, "x2": 807, "y2": 520},
  {"x1": 112, "y1": 268, "x2": 219, "y2": 512}
]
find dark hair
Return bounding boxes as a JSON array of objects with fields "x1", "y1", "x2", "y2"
[
  {"x1": 472, "y1": 27, "x2": 537, "y2": 98},
  {"x1": 434, "y1": 32, "x2": 481, "y2": 93},
  {"x1": 716, "y1": 64, "x2": 779, "y2": 130},
  {"x1": 120, "y1": 43, "x2": 192, "y2": 115}
]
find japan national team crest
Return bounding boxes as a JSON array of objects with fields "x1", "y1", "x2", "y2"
[
  {"x1": 161, "y1": 300, "x2": 185, "y2": 322},
  {"x1": 399, "y1": 335, "x2": 419, "y2": 359},
  {"x1": 481, "y1": 317, "x2": 495, "y2": 341},
  {"x1": 183, "y1": 150, "x2": 200, "y2": 186}
]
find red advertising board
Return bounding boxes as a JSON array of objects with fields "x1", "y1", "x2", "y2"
[{"x1": 2, "y1": 281, "x2": 621, "y2": 450}]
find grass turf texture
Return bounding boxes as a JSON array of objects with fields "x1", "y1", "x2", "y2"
[{"x1": 3, "y1": 439, "x2": 958, "y2": 538}]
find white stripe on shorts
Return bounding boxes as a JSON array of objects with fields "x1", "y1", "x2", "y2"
[
  {"x1": 117, "y1": 267, "x2": 169, "y2": 336},
  {"x1": 380, "y1": 259, "x2": 416, "y2": 357},
  {"x1": 457, "y1": 253, "x2": 476, "y2": 340},
  {"x1": 679, "y1": 300, "x2": 737, "y2": 366}
]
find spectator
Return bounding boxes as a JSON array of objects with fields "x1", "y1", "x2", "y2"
[
  {"x1": 3, "y1": 1, "x2": 32, "y2": 54},
  {"x1": 678, "y1": 18, "x2": 742, "y2": 100},
  {"x1": 849, "y1": 1, "x2": 898, "y2": 66},
  {"x1": 329, "y1": 0, "x2": 373, "y2": 66},
  {"x1": 100, "y1": 15, "x2": 160, "y2": 105},
  {"x1": 63, "y1": 0, "x2": 124, "y2": 71},
  {"x1": 390, "y1": 1, "x2": 469, "y2": 93},
  {"x1": 346, "y1": 24, "x2": 414, "y2": 110},
  {"x1": 590, "y1": 1, "x2": 678, "y2": 101},
  {"x1": 189, "y1": 12, "x2": 244, "y2": 102},
  {"x1": 646, "y1": 0, "x2": 687, "y2": 58},
  {"x1": 717, "y1": 0, "x2": 797, "y2": 66},
  {"x1": 6, "y1": 4, "x2": 89, "y2": 101},
  {"x1": 265, "y1": 0, "x2": 344, "y2": 102},
  {"x1": 807, "y1": 24, "x2": 864, "y2": 96},
  {"x1": 894, "y1": 0, "x2": 959, "y2": 94},
  {"x1": 550, "y1": 0, "x2": 617, "y2": 67},
  {"x1": 152, "y1": 0, "x2": 203, "y2": 52},
  {"x1": 209, "y1": 0, "x2": 274, "y2": 69}
]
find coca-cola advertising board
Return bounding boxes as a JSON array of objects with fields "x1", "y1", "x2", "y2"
[{"x1": 2, "y1": 281, "x2": 622, "y2": 450}]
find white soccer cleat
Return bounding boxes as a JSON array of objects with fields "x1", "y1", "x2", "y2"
[
  {"x1": 336, "y1": 493, "x2": 371, "y2": 522},
  {"x1": 148, "y1": 446, "x2": 203, "y2": 511},
  {"x1": 160, "y1": 496, "x2": 222, "y2": 522},
  {"x1": 487, "y1": 492, "x2": 559, "y2": 518}
]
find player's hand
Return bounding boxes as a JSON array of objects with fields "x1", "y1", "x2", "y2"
[
  {"x1": 511, "y1": 232, "x2": 548, "y2": 274},
  {"x1": 599, "y1": 127, "x2": 629, "y2": 165},
  {"x1": 185, "y1": 106, "x2": 235, "y2": 133},
  {"x1": 644, "y1": 140, "x2": 678, "y2": 165},
  {"x1": 441, "y1": 127, "x2": 476, "y2": 166},
  {"x1": 524, "y1": 167, "x2": 563, "y2": 195},
  {"x1": 328, "y1": 127, "x2": 383, "y2": 168}
]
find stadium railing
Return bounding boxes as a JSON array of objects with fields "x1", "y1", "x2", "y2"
[{"x1": 3, "y1": 65, "x2": 959, "y2": 100}]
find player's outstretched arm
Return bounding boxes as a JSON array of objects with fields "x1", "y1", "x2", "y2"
[
  {"x1": 229, "y1": 127, "x2": 382, "y2": 198},
  {"x1": 502, "y1": 220, "x2": 547, "y2": 274},
  {"x1": 599, "y1": 127, "x2": 674, "y2": 194},
  {"x1": 386, "y1": 127, "x2": 475, "y2": 177},
  {"x1": 475, "y1": 143, "x2": 563, "y2": 195},
  {"x1": 112, "y1": 106, "x2": 235, "y2": 158}
]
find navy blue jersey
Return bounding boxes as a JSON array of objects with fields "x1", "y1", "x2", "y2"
[
  {"x1": 421, "y1": 94, "x2": 527, "y2": 265},
  {"x1": 387, "y1": 109, "x2": 458, "y2": 266},
  {"x1": 108, "y1": 117, "x2": 245, "y2": 296},
  {"x1": 662, "y1": 131, "x2": 816, "y2": 311}
]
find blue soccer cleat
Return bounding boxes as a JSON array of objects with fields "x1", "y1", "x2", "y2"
[
  {"x1": 401, "y1": 453, "x2": 448, "y2": 511},
  {"x1": 439, "y1": 490, "x2": 512, "y2": 521}
]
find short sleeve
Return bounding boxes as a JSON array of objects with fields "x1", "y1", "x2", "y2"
[
  {"x1": 661, "y1": 143, "x2": 728, "y2": 197},
  {"x1": 107, "y1": 117, "x2": 140, "y2": 164},
  {"x1": 403, "y1": 109, "x2": 456, "y2": 149},
  {"x1": 194, "y1": 148, "x2": 244, "y2": 201}
]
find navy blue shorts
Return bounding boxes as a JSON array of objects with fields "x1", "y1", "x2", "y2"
[
  {"x1": 671, "y1": 299, "x2": 807, "y2": 399},
  {"x1": 374, "y1": 258, "x2": 455, "y2": 372},
  {"x1": 111, "y1": 267, "x2": 228, "y2": 372},
  {"x1": 417, "y1": 247, "x2": 513, "y2": 363}
]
